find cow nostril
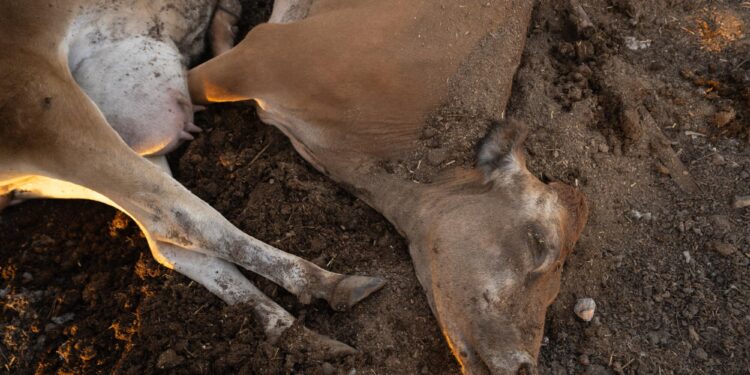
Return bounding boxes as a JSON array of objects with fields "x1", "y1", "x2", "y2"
[{"x1": 516, "y1": 362, "x2": 536, "y2": 375}]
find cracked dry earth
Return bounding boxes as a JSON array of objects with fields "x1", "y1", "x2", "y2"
[{"x1": 1, "y1": 0, "x2": 749, "y2": 374}]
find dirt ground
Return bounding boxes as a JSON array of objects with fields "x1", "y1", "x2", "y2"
[{"x1": 2, "y1": 0, "x2": 749, "y2": 374}]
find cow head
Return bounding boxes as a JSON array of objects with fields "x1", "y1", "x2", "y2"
[{"x1": 409, "y1": 120, "x2": 588, "y2": 374}]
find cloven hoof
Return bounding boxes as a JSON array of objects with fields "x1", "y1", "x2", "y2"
[{"x1": 330, "y1": 275, "x2": 386, "y2": 311}]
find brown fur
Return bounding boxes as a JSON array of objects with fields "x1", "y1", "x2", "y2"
[
  {"x1": 189, "y1": 0, "x2": 589, "y2": 373},
  {"x1": 1, "y1": 0, "x2": 386, "y2": 356}
]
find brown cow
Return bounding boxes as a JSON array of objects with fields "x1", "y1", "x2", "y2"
[
  {"x1": 0, "y1": 0, "x2": 385, "y2": 355},
  {"x1": 189, "y1": 0, "x2": 589, "y2": 373}
]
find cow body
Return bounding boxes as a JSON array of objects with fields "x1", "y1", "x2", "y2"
[
  {"x1": 190, "y1": 1, "x2": 589, "y2": 374},
  {"x1": 0, "y1": 0, "x2": 384, "y2": 355}
]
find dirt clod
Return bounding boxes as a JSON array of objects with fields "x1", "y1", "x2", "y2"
[
  {"x1": 692, "y1": 347, "x2": 709, "y2": 362},
  {"x1": 156, "y1": 349, "x2": 184, "y2": 369},
  {"x1": 713, "y1": 106, "x2": 736, "y2": 128},
  {"x1": 426, "y1": 149, "x2": 449, "y2": 166},
  {"x1": 322, "y1": 362, "x2": 336, "y2": 375},
  {"x1": 711, "y1": 242, "x2": 738, "y2": 257}
]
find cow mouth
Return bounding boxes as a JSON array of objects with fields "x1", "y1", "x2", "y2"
[{"x1": 442, "y1": 329, "x2": 538, "y2": 375}]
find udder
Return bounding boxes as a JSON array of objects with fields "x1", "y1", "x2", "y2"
[{"x1": 72, "y1": 36, "x2": 200, "y2": 156}]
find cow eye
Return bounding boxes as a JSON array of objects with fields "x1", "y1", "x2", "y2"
[
  {"x1": 526, "y1": 226, "x2": 548, "y2": 264},
  {"x1": 525, "y1": 223, "x2": 559, "y2": 272}
]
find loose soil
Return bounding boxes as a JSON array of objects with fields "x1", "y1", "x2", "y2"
[{"x1": 2, "y1": 0, "x2": 749, "y2": 374}]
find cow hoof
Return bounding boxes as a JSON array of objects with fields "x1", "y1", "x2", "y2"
[
  {"x1": 300, "y1": 327, "x2": 359, "y2": 358},
  {"x1": 329, "y1": 275, "x2": 386, "y2": 311}
]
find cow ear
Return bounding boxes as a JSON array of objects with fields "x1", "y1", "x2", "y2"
[
  {"x1": 548, "y1": 181, "x2": 589, "y2": 254},
  {"x1": 477, "y1": 119, "x2": 529, "y2": 185}
]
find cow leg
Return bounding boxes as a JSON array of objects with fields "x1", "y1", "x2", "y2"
[
  {"x1": 154, "y1": 243, "x2": 357, "y2": 355},
  {"x1": 157, "y1": 244, "x2": 293, "y2": 337},
  {"x1": 142, "y1": 158, "x2": 296, "y2": 338},
  {"x1": 7, "y1": 169, "x2": 384, "y2": 312},
  {"x1": 8, "y1": 171, "x2": 359, "y2": 354},
  {"x1": 269, "y1": 0, "x2": 314, "y2": 24},
  {"x1": 0, "y1": 156, "x2": 170, "y2": 211},
  {"x1": 142, "y1": 156, "x2": 356, "y2": 351},
  {"x1": 7, "y1": 67, "x2": 384, "y2": 313},
  {"x1": 210, "y1": 0, "x2": 242, "y2": 56}
]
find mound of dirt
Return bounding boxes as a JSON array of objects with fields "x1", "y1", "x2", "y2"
[{"x1": 2, "y1": 0, "x2": 748, "y2": 374}]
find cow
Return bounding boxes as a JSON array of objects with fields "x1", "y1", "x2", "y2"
[
  {"x1": 188, "y1": 1, "x2": 589, "y2": 373},
  {"x1": 0, "y1": 0, "x2": 385, "y2": 355}
]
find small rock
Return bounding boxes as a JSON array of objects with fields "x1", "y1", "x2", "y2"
[
  {"x1": 51, "y1": 313, "x2": 75, "y2": 325},
  {"x1": 426, "y1": 149, "x2": 448, "y2": 166},
  {"x1": 713, "y1": 107, "x2": 736, "y2": 128},
  {"x1": 578, "y1": 354, "x2": 591, "y2": 366},
  {"x1": 422, "y1": 128, "x2": 437, "y2": 139},
  {"x1": 156, "y1": 349, "x2": 184, "y2": 370},
  {"x1": 21, "y1": 272, "x2": 33, "y2": 284},
  {"x1": 627, "y1": 210, "x2": 652, "y2": 221},
  {"x1": 655, "y1": 162, "x2": 670, "y2": 176},
  {"x1": 649, "y1": 61, "x2": 665, "y2": 71},
  {"x1": 683, "y1": 304, "x2": 700, "y2": 319},
  {"x1": 598, "y1": 143, "x2": 610, "y2": 153},
  {"x1": 688, "y1": 326, "x2": 701, "y2": 343},
  {"x1": 711, "y1": 242, "x2": 737, "y2": 257},
  {"x1": 709, "y1": 215, "x2": 732, "y2": 234},
  {"x1": 575, "y1": 298, "x2": 596, "y2": 321},
  {"x1": 624, "y1": 36, "x2": 651, "y2": 50},
  {"x1": 692, "y1": 347, "x2": 709, "y2": 361},
  {"x1": 733, "y1": 195, "x2": 750, "y2": 209},
  {"x1": 647, "y1": 331, "x2": 661, "y2": 345},
  {"x1": 683, "y1": 251, "x2": 692, "y2": 263},
  {"x1": 680, "y1": 68, "x2": 696, "y2": 79},
  {"x1": 322, "y1": 362, "x2": 336, "y2": 375},
  {"x1": 710, "y1": 153, "x2": 726, "y2": 166},
  {"x1": 427, "y1": 137, "x2": 441, "y2": 148}
]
